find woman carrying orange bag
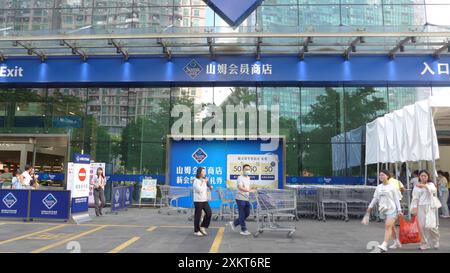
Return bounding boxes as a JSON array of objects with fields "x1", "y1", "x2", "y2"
[{"x1": 410, "y1": 170, "x2": 440, "y2": 250}]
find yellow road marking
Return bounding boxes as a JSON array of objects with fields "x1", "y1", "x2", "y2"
[
  {"x1": 146, "y1": 226, "x2": 157, "y2": 232},
  {"x1": 209, "y1": 227, "x2": 225, "y2": 253},
  {"x1": 0, "y1": 221, "x2": 142, "y2": 228},
  {"x1": 108, "y1": 237, "x2": 140, "y2": 253},
  {"x1": 30, "y1": 225, "x2": 107, "y2": 253},
  {"x1": 0, "y1": 224, "x2": 67, "y2": 246}
]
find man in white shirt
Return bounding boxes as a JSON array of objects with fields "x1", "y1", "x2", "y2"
[
  {"x1": 21, "y1": 165, "x2": 33, "y2": 187},
  {"x1": 229, "y1": 164, "x2": 255, "y2": 236}
]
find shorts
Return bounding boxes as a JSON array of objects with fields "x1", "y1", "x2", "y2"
[{"x1": 379, "y1": 209, "x2": 397, "y2": 220}]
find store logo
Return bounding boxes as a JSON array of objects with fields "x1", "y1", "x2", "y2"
[
  {"x1": 125, "y1": 188, "x2": 130, "y2": 201},
  {"x1": 43, "y1": 194, "x2": 58, "y2": 210},
  {"x1": 192, "y1": 148, "x2": 208, "y2": 164},
  {"x1": 184, "y1": 59, "x2": 203, "y2": 79},
  {"x1": 114, "y1": 190, "x2": 120, "y2": 203},
  {"x1": 2, "y1": 193, "x2": 17, "y2": 208},
  {"x1": 204, "y1": 0, "x2": 263, "y2": 27}
]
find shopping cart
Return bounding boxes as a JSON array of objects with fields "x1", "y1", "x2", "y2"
[
  {"x1": 157, "y1": 185, "x2": 191, "y2": 215},
  {"x1": 317, "y1": 186, "x2": 349, "y2": 222},
  {"x1": 344, "y1": 186, "x2": 370, "y2": 218},
  {"x1": 294, "y1": 185, "x2": 319, "y2": 219},
  {"x1": 217, "y1": 187, "x2": 236, "y2": 221},
  {"x1": 254, "y1": 189, "x2": 297, "y2": 238}
]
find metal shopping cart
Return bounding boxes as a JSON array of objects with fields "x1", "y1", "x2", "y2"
[
  {"x1": 295, "y1": 185, "x2": 319, "y2": 219},
  {"x1": 317, "y1": 186, "x2": 349, "y2": 222},
  {"x1": 254, "y1": 189, "x2": 297, "y2": 238},
  {"x1": 344, "y1": 186, "x2": 370, "y2": 218},
  {"x1": 217, "y1": 187, "x2": 236, "y2": 221},
  {"x1": 157, "y1": 185, "x2": 191, "y2": 215}
]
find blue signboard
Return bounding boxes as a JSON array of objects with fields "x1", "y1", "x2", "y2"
[
  {"x1": 71, "y1": 196, "x2": 88, "y2": 213},
  {"x1": 1, "y1": 55, "x2": 450, "y2": 86},
  {"x1": 168, "y1": 138, "x2": 284, "y2": 208},
  {"x1": 122, "y1": 186, "x2": 133, "y2": 208},
  {"x1": 36, "y1": 172, "x2": 65, "y2": 181},
  {"x1": 286, "y1": 176, "x2": 378, "y2": 186},
  {"x1": 53, "y1": 115, "x2": 82, "y2": 128},
  {"x1": 111, "y1": 187, "x2": 123, "y2": 212},
  {"x1": 0, "y1": 190, "x2": 29, "y2": 219},
  {"x1": 73, "y1": 153, "x2": 91, "y2": 164},
  {"x1": 29, "y1": 190, "x2": 70, "y2": 220}
]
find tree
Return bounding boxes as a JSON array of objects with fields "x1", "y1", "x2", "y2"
[{"x1": 302, "y1": 87, "x2": 386, "y2": 176}]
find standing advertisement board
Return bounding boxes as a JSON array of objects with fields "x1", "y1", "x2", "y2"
[{"x1": 67, "y1": 154, "x2": 91, "y2": 213}]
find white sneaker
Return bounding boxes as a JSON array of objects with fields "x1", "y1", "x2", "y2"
[
  {"x1": 240, "y1": 230, "x2": 252, "y2": 236},
  {"x1": 389, "y1": 240, "x2": 402, "y2": 249},
  {"x1": 194, "y1": 231, "x2": 204, "y2": 237},
  {"x1": 377, "y1": 244, "x2": 388, "y2": 252},
  {"x1": 229, "y1": 221, "x2": 236, "y2": 232},
  {"x1": 200, "y1": 227, "x2": 208, "y2": 236},
  {"x1": 434, "y1": 242, "x2": 439, "y2": 249},
  {"x1": 419, "y1": 244, "x2": 430, "y2": 250}
]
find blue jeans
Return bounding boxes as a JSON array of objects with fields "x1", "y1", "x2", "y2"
[{"x1": 234, "y1": 200, "x2": 250, "y2": 231}]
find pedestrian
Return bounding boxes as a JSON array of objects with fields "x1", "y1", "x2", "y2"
[
  {"x1": 437, "y1": 170, "x2": 449, "y2": 218},
  {"x1": 21, "y1": 165, "x2": 33, "y2": 189},
  {"x1": 93, "y1": 167, "x2": 106, "y2": 216},
  {"x1": 192, "y1": 167, "x2": 212, "y2": 236},
  {"x1": 410, "y1": 170, "x2": 440, "y2": 250},
  {"x1": 0, "y1": 166, "x2": 12, "y2": 189},
  {"x1": 387, "y1": 170, "x2": 405, "y2": 197},
  {"x1": 367, "y1": 169, "x2": 403, "y2": 252},
  {"x1": 229, "y1": 164, "x2": 255, "y2": 236},
  {"x1": 11, "y1": 170, "x2": 25, "y2": 189},
  {"x1": 410, "y1": 170, "x2": 420, "y2": 188},
  {"x1": 29, "y1": 167, "x2": 39, "y2": 189}
]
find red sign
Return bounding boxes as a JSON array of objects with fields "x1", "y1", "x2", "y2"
[{"x1": 78, "y1": 168, "x2": 87, "y2": 182}]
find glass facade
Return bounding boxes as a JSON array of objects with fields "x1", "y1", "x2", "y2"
[
  {"x1": 1, "y1": 85, "x2": 448, "y2": 177},
  {"x1": 0, "y1": 0, "x2": 449, "y2": 179},
  {"x1": 0, "y1": 0, "x2": 447, "y2": 31}
]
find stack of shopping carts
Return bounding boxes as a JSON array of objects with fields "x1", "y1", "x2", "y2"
[{"x1": 254, "y1": 188, "x2": 297, "y2": 238}]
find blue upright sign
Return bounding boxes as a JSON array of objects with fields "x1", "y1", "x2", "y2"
[
  {"x1": 73, "y1": 153, "x2": 91, "y2": 164},
  {"x1": 204, "y1": 0, "x2": 263, "y2": 27},
  {"x1": 2, "y1": 55, "x2": 450, "y2": 86},
  {"x1": 29, "y1": 190, "x2": 71, "y2": 220},
  {"x1": 0, "y1": 190, "x2": 29, "y2": 219},
  {"x1": 111, "y1": 186, "x2": 123, "y2": 212}
]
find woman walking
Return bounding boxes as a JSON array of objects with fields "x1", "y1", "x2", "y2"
[
  {"x1": 367, "y1": 170, "x2": 403, "y2": 252},
  {"x1": 192, "y1": 167, "x2": 212, "y2": 237},
  {"x1": 411, "y1": 170, "x2": 440, "y2": 250},
  {"x1": 93, "y1": 167, "x2": 106, "y2": 216},
  {"x1": 437, "y1": 170, "x2": 449, "y2": 218}
]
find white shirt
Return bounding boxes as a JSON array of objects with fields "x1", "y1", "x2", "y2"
[
  {"x1": 411, "y1": 182, "x2": 437, "y2": 208},
  {"x1": 369, "y1": 183, "x2": 402, "y2": 213},
  {"x1": 236, "y1": 175, "x2": 251, "y2": 201},
  {"x1": 192, "y1": 178, "x2": 208, "y2": 202},
  {"x1": 21, "y1": 171, "x2": 32, "y2": 186}
]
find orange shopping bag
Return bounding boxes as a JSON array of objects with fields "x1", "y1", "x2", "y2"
[{"x1": 399, "y1": 215, "x2": 421, "y2": 244}]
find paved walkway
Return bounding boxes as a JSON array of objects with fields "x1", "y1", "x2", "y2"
[{"x1": 0, "y1": 208, "x2": 448, "y2": 253}]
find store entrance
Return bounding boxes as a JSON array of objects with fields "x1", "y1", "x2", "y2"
[{"x1": 0, "y1": 134, "x2": 69, "y2": 186}]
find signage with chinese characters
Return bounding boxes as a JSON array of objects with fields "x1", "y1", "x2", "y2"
[
  {"x1": 168, "y1": 138, "x2": 285, "y2": 208},
  {"x1": 67, "y1": 154, "x2": 91, "y2": 214},
  {"x1": 2, "y1": 55, "x2": 450, "y2": 85}
]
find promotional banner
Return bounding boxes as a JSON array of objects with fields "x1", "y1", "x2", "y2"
[
  {"x1": 88, "y1": 162, "x2": 106, "y2": 206},
  {"x1": 168, "y1": 137, "x2": 284, "y2": 208},
  {"x1": 29, "y1": 190, "x2": 71, "y2": 220},
  {"x1": 67, "y1": 154, "x2": 91, "y2": 214},
  {"x1": 140, "y1": 179, "x2": 157, "y2": 199},
  {"x1": 0, "y1": 189, "x2": 29, "y2": 219}
]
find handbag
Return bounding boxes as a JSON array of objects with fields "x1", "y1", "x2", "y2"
[
  {"x1": 399, "y1": 215, "x2": 421, "y2": 244},
  {"x1": 432, "y1": 196, "x2": 442, "y2": 209},
  {"x1": 425, "y1": 207, "x2": 437, "y2": 229}
]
